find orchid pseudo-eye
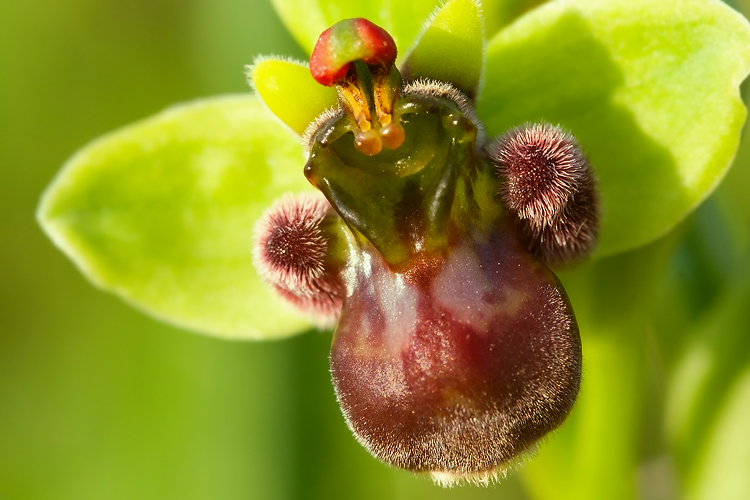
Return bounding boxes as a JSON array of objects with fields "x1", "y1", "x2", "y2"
[{"x1": 36, "y1": 0, "x2": 750, "y2": 490}]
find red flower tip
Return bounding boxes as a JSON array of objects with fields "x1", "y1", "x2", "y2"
[
  {"x1": 310, "y1": 18, "x2": 397, "y2": 87},
  {"x1": 253, "y1": 192, "x2": 344, "y2": 325}
]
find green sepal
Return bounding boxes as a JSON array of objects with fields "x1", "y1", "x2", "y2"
[
  {"x1": 401, "y1": 0, "x2": 484, "y2": 99},
  {"x1": 37, "y1": 95, "x2": 317, "y2": 340},
  {"x1": 250, "y1": 57, "x2": 338, "y2": 135},
  {"x1": 479, "y1": 0, "x2": 750, "y2": 257}
]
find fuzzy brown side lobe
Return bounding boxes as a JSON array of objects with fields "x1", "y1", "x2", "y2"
[
  {"x1": 329, "y1": 225, "x2": 581, "y2": 476},
  {"x1": 519, "y1": 166, "x2": 598, "y2": 266},
  {"x1": 253, "y1": 192, "x2": 345, "y2": 325},
  {"x1": 489, "y1": 123, "x2": 599, "y2": 266}
]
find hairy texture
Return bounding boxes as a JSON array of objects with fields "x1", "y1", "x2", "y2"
[
  {"x1": 330, "y1": 223, "x2": 581, "y2": 485},
  {"x1": 302, "y1": 105, "x2": 343, "y2": 156},
  {"x1": 253, "y1": 192, "x2": 344, "y2": 326},
  {"x1": 526, "y1": 177, "x2": 599, "y2": 266},
  {"x1": 403, "y1": 79, "x2": 486, "y2": 144},
  {"x1": 488, "y1": 123, "x2": 599, "y2": 265},
  {"x1": 271, "y1": 277, "x2": 344, "y2": 329},
  {"x1": 303, "y1": 80, "x2": 482, "y2": 160}
]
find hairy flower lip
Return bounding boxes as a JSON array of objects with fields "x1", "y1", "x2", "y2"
[
  {"x1": 330, "y1": 222, "x2": 582, "y2": 486},
  {"x1": 304, "y1": 34, "x2": 589, "y2": 478}
]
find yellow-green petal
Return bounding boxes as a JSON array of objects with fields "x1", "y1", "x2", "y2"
[
  {"x1": 37, "y1": 95, "x2": 316, "y2": 340},
  {"x1": 250, "y1": 57, "x2": 338, "y2": 135},
  {"x1": 401, "y1": 0, "x2": 484, "y2": 99}
]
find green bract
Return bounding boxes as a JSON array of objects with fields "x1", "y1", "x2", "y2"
[
  {"x1": 38, "y1": 0, "x2": 750, "y2": 341},
  {"x1": 38, "y1": 96, "x2": 315, "y2": 339}
]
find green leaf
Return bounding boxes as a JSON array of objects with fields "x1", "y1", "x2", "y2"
[
  {"x1": 719, "y1": 95, "x2": 750, "y2": 228},
  {"x1": 684, "y1": 366, "x2": 750, "y2": 500},
  {"x1": 271, "y1": 0, "x2": 442, "y2": 57},
  {"x1": 37, "y1": 95, "x2": 317, "y2": 340},
  {"x1": 666, "y1": 256, "x2": 750, "y2": 499},
  {"x1": 401, "y1": 0, "x2": 484, "y2": 98},
  {"x1": 479, "y1": 0, "x2": 750, "y2": 256},
  {"x1": 524, "y1": 326, "x2": 646, "y2": 500},
  {"x1": 250, "y1": 57, "x2": 338, "y2": 135},
  {"x1": 523, "y1": 237, "x2": 678, "y2": 500}
]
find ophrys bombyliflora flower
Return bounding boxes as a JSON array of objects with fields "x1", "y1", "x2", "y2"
[
  {"x1": 252, "y1": 17, "x2": 598, "y2": 485},
  {"x1": 36, "y1": 0, "x2": 750, "y2": 488}
]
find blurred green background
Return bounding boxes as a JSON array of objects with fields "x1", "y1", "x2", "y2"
[
  {"x1": 0, "y1": 1, "x2": 530, "y2": 499},
  {"x1": 3, "y1": 1, "x2": 750, "y2": 499}
]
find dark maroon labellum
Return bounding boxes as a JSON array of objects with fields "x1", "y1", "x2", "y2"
[{"x1": 330, "y1": 221, "x2": 581, "y2": 485}]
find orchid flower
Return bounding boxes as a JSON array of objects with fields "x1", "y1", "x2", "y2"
[{"x1": 37, "y1": 0, "x2": 750, "y2": 493}]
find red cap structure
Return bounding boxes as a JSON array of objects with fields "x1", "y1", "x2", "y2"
[{"x1": 310, "y1": 18, "x2": 397, "y2": 86}]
